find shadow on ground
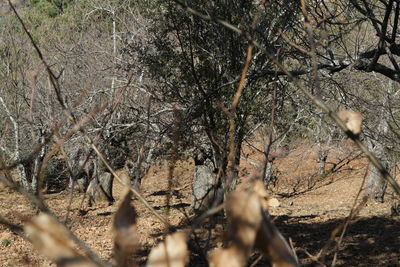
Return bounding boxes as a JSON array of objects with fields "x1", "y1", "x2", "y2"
[
  {"x1": 148, "y1": 190, "x2": 184, "y2": 198},
  {"x1": 169, "y1": 214, "x2": 400, "y2": 266},
  {"x1": 263, "y1": 215, "x2": 400, "y2": 266}
]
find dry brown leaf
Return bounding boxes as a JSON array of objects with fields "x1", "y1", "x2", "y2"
[
  {"x1": 24, "y1": 213, "x2": 96, "y2": 267},
  {"x1": 113, "y1": 190, "x2": 139, "y2": 267},
  {"x1": 268, "y1": 198, "x2": 280, "y2": 208},
  {"x1": 255, "y1": 210, "x2": 299, "y2": 267},
  {"x1": 337, "y1": 109, "x2": 363, "y2": 136},
  {"x1": 226, "y1": 190, "x2": 262, "y2": 253},
  {"x1": 210, "y1": 179, "x2": 298, "y2": 267},
  {"x1": 252, "y1": 179, "x2": 270, "y2": 210},
  {"x1": 146, "y1": 232, "x2": 188, "y2": 267},
  {"x1": 208, "y1": 247, "x2": 242, "y2": 267},
  {"x1": 209, "y1": 190, "x2": 262, "y2": 267}
]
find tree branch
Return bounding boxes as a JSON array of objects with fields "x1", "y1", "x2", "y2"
[
  {"x1": 354, "y1": 58, "x2": 400, "y2": 81},
  {"x1": 359, "y1": 43, "x2": 400, "y2": 58}
]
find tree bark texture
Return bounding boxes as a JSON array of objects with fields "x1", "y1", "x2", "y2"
[{"x1": 87, "y1": 172, "x2": 114, "y2": 206}]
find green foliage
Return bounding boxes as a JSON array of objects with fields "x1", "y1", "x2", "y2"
[
  {"x1": 29, "y1": 0, "x2": 74, "y2": 16},
  {"x1": 319, "y1": 168, "x2": 333, "y2": 179},
  {"x1": 131, "y1": 0, "x2": 301, "y2": 159},
  {"x1": 1, "y1": 238, "x2": 11, "y2": 247},
  {"x1": 29, "y1": 0, "x2": 58, "y2": 18},
  {"x1": 25, "y1": 0, "x2": 79, "y2": 32}
]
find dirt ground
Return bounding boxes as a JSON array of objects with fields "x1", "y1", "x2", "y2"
[{"x1": 1, "y1": 141, "x2": 400, "y2": 266}]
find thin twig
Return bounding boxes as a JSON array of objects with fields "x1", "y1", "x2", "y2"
[
  {"x1": 262, "y1": 86, "x2": 277, "y2": 187},
  {"x1": 226, "y1": 45, "x2": 254, "y2": 190},
  {"x1": 330, "y1": 165, "x2": 370, "y2": 266},
  {"x1": 249, "y1": 254, "x2": 263, "y2": 267}
]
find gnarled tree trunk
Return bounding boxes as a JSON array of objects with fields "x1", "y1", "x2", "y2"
[
  {"x1": 87, "y1": 172, "x2": 114, "y2": 206},
  {"x1": 365, "y1": 141, "x2": 388, "y2": 203}
]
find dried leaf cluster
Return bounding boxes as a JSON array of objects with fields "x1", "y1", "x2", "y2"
[
  {"x1": 209, "y1": 179, "x2": 299, "y2": 267},
  {"x1": 23, "y1": 188, "x2": 189, "y2": 267},
  {"x1": 22, "y1": 177, "x2": 299, "y2": 267},
  {"x1": 337, "y1": 109, "x2": 363, "y2": 136}
]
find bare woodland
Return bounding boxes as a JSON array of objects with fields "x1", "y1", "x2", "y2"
[{"x1": 1, "y1": 0, "x2": 400, "y2": 266}]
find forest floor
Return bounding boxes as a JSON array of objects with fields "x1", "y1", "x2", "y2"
[{"x1": 0, "y1": 140, "x2": 400, "y2": 266}]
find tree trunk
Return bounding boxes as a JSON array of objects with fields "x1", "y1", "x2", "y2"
[
  {"x1": 224, "y1": 133, "x2": 243, "y2": 192},
  {"x1": 365, "y1": 102, "x2": 390, "y2": 203},
  {"x1": 87, "y1": 172, "x2": 114, "y2": 206},
  {"x1": 71, "y1": 151, "x2": 96, "y2": 192},
  {"x1": 365, "y1": 141, "x2": 388, "y2": 202},
  {"x1": 264, "y1": 160, "x2": 274, "y2": 188},
  {"x1": 17, "y1": 164, "x2": 30, "y2": 191},
  {"x1": 32, "y1": 136, "x2": 46, "y2": 194},
  {"x1": 317, "y1": 148, "x2": 329, "y2": 177}
]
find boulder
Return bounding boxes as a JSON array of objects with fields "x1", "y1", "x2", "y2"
[{"x1": 191, "y1": 164, "x2": 222, "y2": 212}]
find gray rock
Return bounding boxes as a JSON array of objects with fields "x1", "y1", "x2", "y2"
[
  {"x1": 191, "y1": 164, "x2": 221, "y2": 212},
  {"x1": 75, "y1": 177, "x2": 87, "y2": 192}
]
